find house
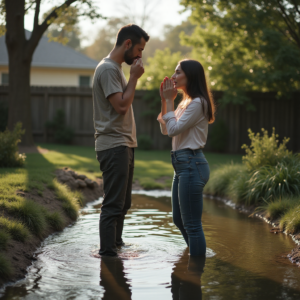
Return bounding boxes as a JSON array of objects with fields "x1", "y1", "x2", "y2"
[{"x1": 0, "y1": 30, "x2": 98, "y2": 87}]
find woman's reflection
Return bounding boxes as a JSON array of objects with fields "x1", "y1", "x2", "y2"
[
  {"x1": 171, "y1": 250, "x2": 206, "y2": 300},
  {"x1": 100, "y1": 256, "x2": 131, "y2": 300}
]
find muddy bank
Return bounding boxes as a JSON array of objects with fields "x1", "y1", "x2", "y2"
[
  {"x1": 205, "y1": 194, "x2": 300, "y2": 267},
  {"x1": 0, "y1": 168, "x2": 103, "y2": 288}
]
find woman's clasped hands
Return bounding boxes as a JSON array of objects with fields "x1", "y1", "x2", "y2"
[{"x1": 160, "y1": 77, "x2": 177, "y2": 102}]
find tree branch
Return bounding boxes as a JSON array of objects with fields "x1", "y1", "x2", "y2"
[
  {"x1": 276, "y1": 0, "x2": 300, "y2": 48},
  {"x1": 291, "y1": 0, "x2": 300, "y2": 16},
  {"x1": 33, "y1": 0, "x2": 41, "y2": 30},
  {"x1": 27, "y1": 0, "x2": 77, "y2": 57},
  {"x1": 25, "y1": 1, "x2": 35, "y2": 13}
]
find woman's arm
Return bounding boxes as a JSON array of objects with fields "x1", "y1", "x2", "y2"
[{"x1": 163, "y1": 99, "x2": 204, "y2": 137}]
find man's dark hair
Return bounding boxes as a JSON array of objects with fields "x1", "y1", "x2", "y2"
[{"x1": 116, "y1": 24, "x2": 150, "y2": 47}]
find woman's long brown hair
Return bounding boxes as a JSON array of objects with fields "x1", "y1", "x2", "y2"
[{"x1": 179, "y1": 59, "x2": 216, "y2": 124}]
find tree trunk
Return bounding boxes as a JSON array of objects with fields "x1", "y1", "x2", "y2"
[
  {"x1": 7, "y1": 48, "x2": 34, "y2": 146},
  {"x1": 5, "y1": 0, "x2": 35, "y2": 146}
]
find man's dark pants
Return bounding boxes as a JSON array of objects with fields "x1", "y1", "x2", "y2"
[{"x1": 96, "y1": 146, "x2": 134, "y2": 256}]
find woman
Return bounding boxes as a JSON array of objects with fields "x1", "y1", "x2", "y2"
[{"x1": 157, "y1": 59, "x2": 216, "y2": 256}]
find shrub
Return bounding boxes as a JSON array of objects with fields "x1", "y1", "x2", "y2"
[
  {"x1": 0, "y1": 122, "x2": 26, "y2": 168},
  {"x1": 228, "y1": 171, "x2": 252, "y2": 203},
  {"x1": 45, "y1": 109, "x2": 74, "y2": 144},
  {"x1": 137, "y1": 134, "x2": 153, "y2": 150},
  {"x1": 242, "y1": 128, "x2": 291, "y2": 171},
  {"x1": 209, "y1": 120, "x2": 229, "y2": 152},
  {"x1": 241, "y1": 159, "x2": 300, "y2": 205},
  {"x1": 204, "y1": 164, "x2": 246, "y2": 196}
]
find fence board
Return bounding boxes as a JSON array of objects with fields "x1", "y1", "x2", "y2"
[{"x1": 0, "y1": 86, "x2": 298, "y2": 153}]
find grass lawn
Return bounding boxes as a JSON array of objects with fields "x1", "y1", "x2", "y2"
[{"x1": 35, "y1": 143, "x2": 243, "y2": 189}]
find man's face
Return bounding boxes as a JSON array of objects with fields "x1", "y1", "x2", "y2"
[{"x1": 124, "y1": 38, "x2": 146, "y2": 65}]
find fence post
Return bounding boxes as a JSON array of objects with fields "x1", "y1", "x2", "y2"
[{"x1": 43, "y1": 89, "x2": 49, "y2": 142}]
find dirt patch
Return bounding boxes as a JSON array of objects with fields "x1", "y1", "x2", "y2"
[
  {"x1": 0, "y1": 168, "x2": 103, "y2": 288},
  {"x1": 18, "y1": 146, "x2": 49, "y2": 154}
]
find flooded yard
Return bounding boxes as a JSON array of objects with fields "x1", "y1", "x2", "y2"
[{"x1": 1, "y1": 190, "x2": 300, "y2": 300}]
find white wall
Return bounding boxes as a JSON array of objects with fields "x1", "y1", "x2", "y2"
[{"x1": 0, "y1": 66, "x2": 94, "y2": 87}]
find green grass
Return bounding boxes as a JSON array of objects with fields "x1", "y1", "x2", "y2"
[
  {"x1": 0, "y1": 230, "x2": 10, "y2": 250},
  {"x1": 258, "y1": 197, "x2": 300, "y2": 220},
  {"x1": 280, "y1": 204, "x2": 300, "y2": 234},
  {"x1": 204, "y1": 163, "x2": 246, "y2": 196},
  {"x1": 45, "y1": 211, "x2": 65, "y2": 231},
  {"x1": 0, "y1": 254, "x2": 12, "y2": 278},
  {"x1": 0, "y1": 217, "x2": 30, "y2": 242}
]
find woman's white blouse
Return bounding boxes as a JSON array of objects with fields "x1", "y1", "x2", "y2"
[{"x1": 157, "y1": 97, "x2": 208, "y2": 151}]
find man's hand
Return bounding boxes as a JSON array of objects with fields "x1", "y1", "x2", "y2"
[{"x1": 130, "y1": 58, "x2": 144, "y2": 79}]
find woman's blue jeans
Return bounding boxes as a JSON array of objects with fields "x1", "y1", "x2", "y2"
[{"x1": 171, "y1": 148, "x2": 210, "y2": 256}]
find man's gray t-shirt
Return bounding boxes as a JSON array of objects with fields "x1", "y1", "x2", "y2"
[{"x1": 93, "y1": 58, "x2": 137, "y2": 151}]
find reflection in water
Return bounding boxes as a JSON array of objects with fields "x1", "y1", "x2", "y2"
[
  {"x1": 1, "y1": 192, "x2": 300, "y2": 300},
  {"x1": 171, "y1": 249, "x2": 206, "y2": 300},
  {"x1": 100, "y1": 257, "x2": 131, "y2": 300}
]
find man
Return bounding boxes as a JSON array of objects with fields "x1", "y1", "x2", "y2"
[{"x1": 93, "y1": 24, "x2": 150, "y2": 256}]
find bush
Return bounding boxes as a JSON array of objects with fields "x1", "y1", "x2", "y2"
[
  {"x1": 45, "y1": 211, "x2": 65, "y2": 231},
  {"x1": 0, "y1": 230, "x2": 11, "y2": 250},
  {"x1": 45, "y1": 109, "x2": 74, "y2": 144},
  {"x1": 204, "y1": 164, "x2": 246, "y2": 196},
  {"x1": 0, "y1": 122, "x2": 26, "y2": 168},
  {"x1": 241, "y1": 159, "x2": 300, "y2": 205},
  {"x1": 209, "y1": 120, "x2": 229, "y2": 152},
  {"x1": 242, "y1": 128, "x2": 291, "y2": 171},
  {"x1": 137, "y1": 134, "x2": 153, "y2": 150}
]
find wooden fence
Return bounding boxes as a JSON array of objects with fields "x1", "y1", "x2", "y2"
[{"x1": 0, "y1": 86, "x2": 299, "y2": 153}]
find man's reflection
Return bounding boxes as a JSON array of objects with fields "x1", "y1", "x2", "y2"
[
  {"x1": 100, "y1": 256, "x2": 131, "y2": 300},
  {"x1": 171, "y1": 249, "x2": 206, "y2": 300}
]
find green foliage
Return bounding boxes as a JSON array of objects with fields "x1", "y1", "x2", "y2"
[
  {"x1": 45, "y1": 211, "x2": 65, "y2": 231},
  {"x1": 180, "y1": 0, "x2": 300, "y2": 106},
  {"x1": 53, "y1": 179, "x2": 80, "y2": 220},
  {"x1": 242, "y1": 128, "x2": 291, "y2": 171},
  {"x1": 209, "y1": 120, "x2": 229, "y2": 152},
  {"x1": 0, "y1": 254, "x2": 12, "y2": 279},
  {"x1": 262, "y1": 197, "x2": 300, "y2": 221},
  {"x1": 0, "y1": 230, "x2": 10, "y2": 250},
  {"x1": 0, "y1": 101, "x2": 8, "y2": 132},
  {"x1": 280, "y1": 204, "x2": 300, "y2": 234},
  {"x1": 0, "y1": 217, "x2": 30, "y2": 242},
  {"x1": 228, "y1": 171, "x2": 252, "y2": 203},
  {"x1": 45, "y1": 109, "x2": 74, "y2": 144},
  {"x1": 6, "y1": 200, "x2": 47, "y2": 236},
  {"x1": 137, "y1": 134, "x2": 153, "y2": 150},
  {"x1": 204, "y1": 163, "x2": 246, "y2": 196},
  {"x1": 139, "y1": 48, "x2": 183, "y2": 91},
  {"x1": 0, "y1": 122, "x2": 26, "y2": 168},
  {"x1": 138, "y1": 177, "x2": 164, "y2": 190}
]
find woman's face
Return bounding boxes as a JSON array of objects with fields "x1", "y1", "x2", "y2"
[{"x1": 171, "y1": 64, "x2": 187, "y2": 91}]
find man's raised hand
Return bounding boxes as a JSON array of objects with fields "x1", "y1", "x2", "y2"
[{"x1": 130, "y1": 58, "x2": 144, "y2": 79}]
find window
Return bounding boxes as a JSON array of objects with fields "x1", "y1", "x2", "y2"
[
  {"x1": 79, "y1": 75, "x2": 90, "y2": 87},
  {"x1": 1, "y1": 73, "x2": 9, "y2": 85}
]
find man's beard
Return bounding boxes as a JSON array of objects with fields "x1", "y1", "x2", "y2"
[{"x1": 124, "y1": 48, "x2": 137, "y2": 65}]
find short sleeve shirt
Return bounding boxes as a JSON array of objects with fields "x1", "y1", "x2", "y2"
[{"x1": 92, "y1": 58, "x2": 137, "y2": 151}]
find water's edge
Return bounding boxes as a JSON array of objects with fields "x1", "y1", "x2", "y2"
[{"x1": 204, "y1": 193, "x2": 300, "y2": 265}]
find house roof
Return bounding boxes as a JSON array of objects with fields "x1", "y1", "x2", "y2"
[{"x1": 0, "y1": 30, "x2": 98, "y2": 70}]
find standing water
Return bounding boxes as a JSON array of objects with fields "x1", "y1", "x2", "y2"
[{"x1": 1, "y1": 190, "x2": 300, "y2": 300}]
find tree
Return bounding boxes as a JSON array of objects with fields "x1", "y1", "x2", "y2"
[
  {"x1": 1, "y1": 0, "x2": 101, "y2": 146},
  {"x1": 43, "y1": 6, "x2": 82, "y2": 51},
  {"x1": 180, "y1": 0, "x2": 300, "y2": 108}
]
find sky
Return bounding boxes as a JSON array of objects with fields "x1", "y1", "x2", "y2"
[{"x1": 24, "y1": 0, "x2": 191, "y2": 47}]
